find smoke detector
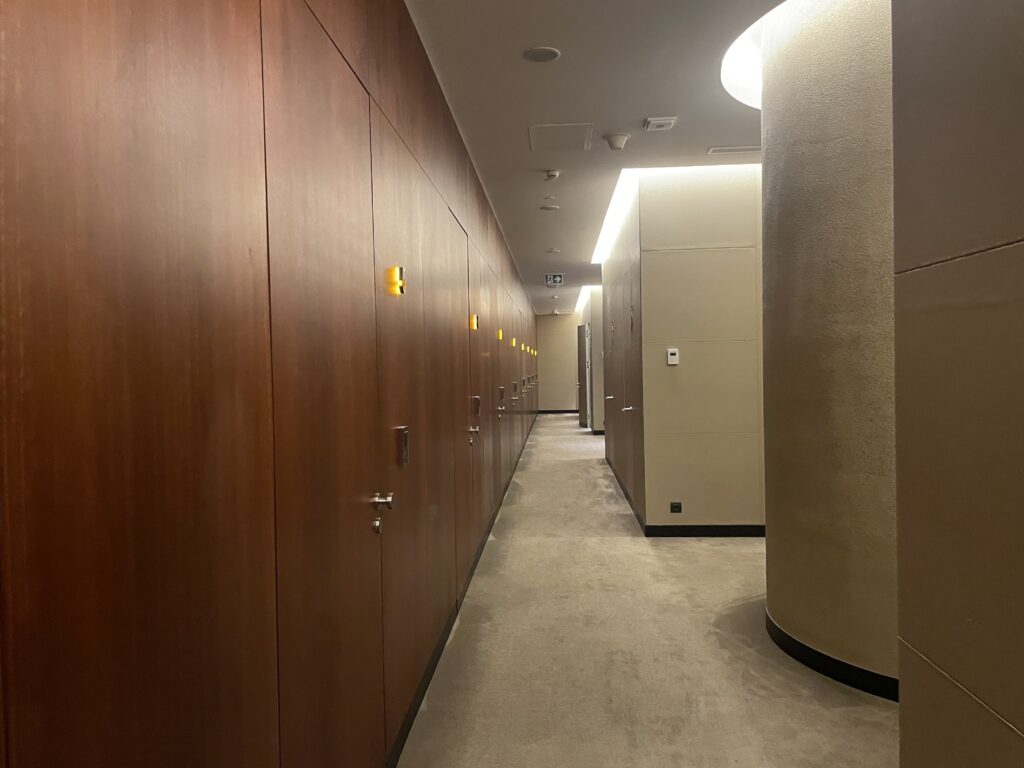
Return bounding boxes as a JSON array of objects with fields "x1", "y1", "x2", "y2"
[
  {"x1": 604, "y1": 132, "x2": 631, "y2": 151},
  {"x1": 644, "y1": 116, "x2": 678, "y2": 132},
  {"x1": 545, "y1": 169, "x2": 561, "y2": 181}
]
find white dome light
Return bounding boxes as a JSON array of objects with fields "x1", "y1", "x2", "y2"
[{"x1": 721, "y1": 13, "x2": 767, "y2": 110}]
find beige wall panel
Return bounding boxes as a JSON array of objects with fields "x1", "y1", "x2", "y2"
[
  {"x1": 639, "y1": 165, "x2": 760, "y2": 252},
  {"x1": 892, "y1": 0, "x2": 1024, "y2": 271},
  {"x1": 642, "y1": 341, "x2": 760, "y2": 436},
  {"x1": 537, "y1": 313, "x2": 580, "y2": 411},
  {"x1": 762, "y1": 0, "x2": 896, "y2": 678},
  {"x1": 641, "y1": 248, "x2": 759, "y2": 344},
  {"x1": 900, "y1": 643, "x2": 1024, "y2": 767},
  {"x1": 896, "y1": 242, "x2": 1024, "y2": 731},
  {"x1": 644, "y1": 433, "x2": 764, "y2": 527}
]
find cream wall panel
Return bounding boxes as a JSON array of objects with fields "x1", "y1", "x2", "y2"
[
  {"x1": 642, "y1": 341, "x2": 760, "y2": 436},
  {"x1": 644, "y1": 433, "x2": 765, "y2": 527},
  {"x1": 762, "y1": 0, "x2": 896, "y2": 678},
  {"x1": 537, "y1": 313, "x2": 580, "y2": 411},
  {"x1": 639, "y1": 165, "x2": 759, "y2": 252},
  {"x1": 641, "y1": 248, "x2": 759, "y2": 343}
]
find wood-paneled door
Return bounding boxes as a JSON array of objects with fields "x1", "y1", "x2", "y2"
[
  {"x1": 486, "y1": 264, "x2": 506, "y2": 508},
  {"x1": 442, "y1": 213, "x2": 476, "y2": 601},
  {"x1": 0, "y1": 0, "x2": 279, "y2": 764},
  {"x1": 371, "y1": 105, "x2": 457, "y2": 753},
  {"x1": 469, "y1": 246, "x2": 497, "y2": 547},
  {"x1": 262, "y1": 0, "x2": 386, "y2": 765}
]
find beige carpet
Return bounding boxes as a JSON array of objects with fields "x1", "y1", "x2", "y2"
[{"x1": 399, "y1": 415, "x2": 899, "y2": 768}]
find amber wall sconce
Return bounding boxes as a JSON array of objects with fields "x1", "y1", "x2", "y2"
[{"x1": 386, "y1": 265, "x2": 407, "y2": 296}]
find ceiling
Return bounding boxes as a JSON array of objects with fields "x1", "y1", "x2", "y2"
[{"x1": 406, "y1": 0, "x2": 777, "y2": 315}]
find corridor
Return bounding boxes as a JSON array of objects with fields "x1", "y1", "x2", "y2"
[{"x1": 400, "y1": 415, "x2": 899, "y2": 768}]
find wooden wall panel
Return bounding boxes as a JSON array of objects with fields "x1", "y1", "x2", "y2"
[
  {"x1": 0, "y1": 0, "x2": 279, "y2": 765},
  {"x1": 371, "y1": 104, "x2": 460, "y2": 751},
  {"x1": 469, "y1": 246, "x2": 497, "y2": 543},
  {"x1": 447, "y1": 219, "x2": 475, "y2": 598},
  {"x1": 262, "y1": 0, "x2": 387, "y2": 765},
  {"x1": 305, "y1": 0, "x2": 468, "y2": 224}
]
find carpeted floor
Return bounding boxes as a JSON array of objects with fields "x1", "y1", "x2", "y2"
[{"x1": 398, "y1": 414, "x2": 899, "y2": 768}]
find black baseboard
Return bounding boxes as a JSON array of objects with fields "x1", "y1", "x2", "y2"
[
  {"x1": 388, "y1": 415, "x2": 536, "y2": 767},
  {"x1": 539, "y1": 409, "x2": 578, "y2": 414},
  {"x1": 765, "y1": 612, "x2": 899, "y2": 701},
  {"x1": 645, "y1": 524, "x2": 766, "y2": 538},
  {"x1": 591, "y1": 429, "x2": 605, "y2": 436},
  {"x1": 386, "y1": 605, "x2": 457, "y2": 768}
]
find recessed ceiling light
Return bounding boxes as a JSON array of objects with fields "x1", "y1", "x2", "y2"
[
  {"x1": 552, "y1": 295, "x2": 559, "y2": 300},
  {"x1": 523, "y1": 46, "x2": 561, "y2": 64},
  {"x1": 546, "y1": 248, "x2": 561, "y2": 254},
  {"x1": 540, "y1": 204, "x2": 560, "y2": 211}
]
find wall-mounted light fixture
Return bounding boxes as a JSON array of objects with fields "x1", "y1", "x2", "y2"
[
  {"x1": 511, "y1": 337, "x2": 517, "y2": 348},
  {"x1": 386, "y1": 265, "x2": 407, "y2": 296},
  {"x1": 470, "y1": 314, "x2": 480, "y2": 331}
]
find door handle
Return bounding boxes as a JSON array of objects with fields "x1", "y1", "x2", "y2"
[
  {"x1": 396, "y1": 426, "x2": 409, "y2": 466},
  {"x1": 605, "y1": 395, "x2": 615, "y2": 400},
  {"x1": 497, "y1": 406, "x2": 506, "y2": 411},
  {"x1": 467, "y1": 426, "x2": 480, "y2": 433},
  {"x1": 621, "y1": 406, "x2": 634, "y2": 412},
  {"x1": 372, "y1": 492, "x2": 395, "y2": 510},
  {"x1": 511, "y1": 396, "x2": 519, "y2": 401}
]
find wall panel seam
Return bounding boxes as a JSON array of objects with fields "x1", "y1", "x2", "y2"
[
  {"x1": 894, "y1": 236, "x2": 1024, "y2": 276},
  {"x1": 899, "y1": 637, "x2": 1024, "y2": 739}
]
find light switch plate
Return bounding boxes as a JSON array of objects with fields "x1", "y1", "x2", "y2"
[{"x1": 667, "y1": 348, "x2": 680, "y2": 366}]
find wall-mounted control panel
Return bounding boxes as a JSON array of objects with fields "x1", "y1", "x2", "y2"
[{"x1": 666, "y1": 348, "x2": 679, "y2": 366}]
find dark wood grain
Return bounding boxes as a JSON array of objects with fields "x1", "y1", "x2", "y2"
[
  {"x1": 372, "y1": 104, "x2": 461, "y2": 750},
  {"x1": 468, "y1": 246, "x2": 496, "y2": 541},
  {"x1": 305, "y1": 0, "x2": 468, "y2": 224},
  {"x1": 448, "y1": 223, "x2": 476, "y2": 598},
  {"x1": 0, "y1": 0, "x2": 279, "y2": 764},
  {"x1": 262, "y1": 0, "x2": 387, "y2": 765}
]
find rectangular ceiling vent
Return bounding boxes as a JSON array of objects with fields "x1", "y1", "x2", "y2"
[
  {"x1": 529, "y1": 123, "x2": 594, "y2": 152},
  {"x1": 707, "y1": 145, "x2": 762, "y2": 155}
]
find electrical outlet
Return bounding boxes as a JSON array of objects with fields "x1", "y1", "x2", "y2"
[{"x1": 670, "y1": 501, "x2": 683, "y2": 514}]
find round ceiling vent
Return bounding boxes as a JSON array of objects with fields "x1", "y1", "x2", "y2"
[{"x1": 523, "y1": 46, "x2": 561, "y2": 64}]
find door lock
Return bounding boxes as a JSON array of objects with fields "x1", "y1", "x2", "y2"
[{"x1": 372, "y1": 492, "x2": 395, "y2": 510}]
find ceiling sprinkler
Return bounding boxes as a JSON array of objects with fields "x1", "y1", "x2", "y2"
[{"x1": 545, "y1": 169, "x2": 561, "y2": 181}]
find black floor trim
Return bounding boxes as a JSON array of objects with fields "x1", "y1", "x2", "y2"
[
  {"x1": 387, "y1": 415, "x2": 537, "y2": 767},
  {"x1": 765, "y1": 612, "x2": 899, "y2": 701},
  {"x1": 645, "y1": 524, "x2": 765, "y2": 538},
  {"x1": 591, "y1": 429, "x2": 605, "y2": 436},
  {"x1": 386, "y1": 605, "x2": 457, "y2": 768},
  {"x1": 538, "y1": 409, "x2": 579, "y2": 414}
]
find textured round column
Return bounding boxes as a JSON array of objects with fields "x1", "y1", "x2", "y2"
[{"x1": 761, "y1": 0, "x2": 897, "y2": 692}]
